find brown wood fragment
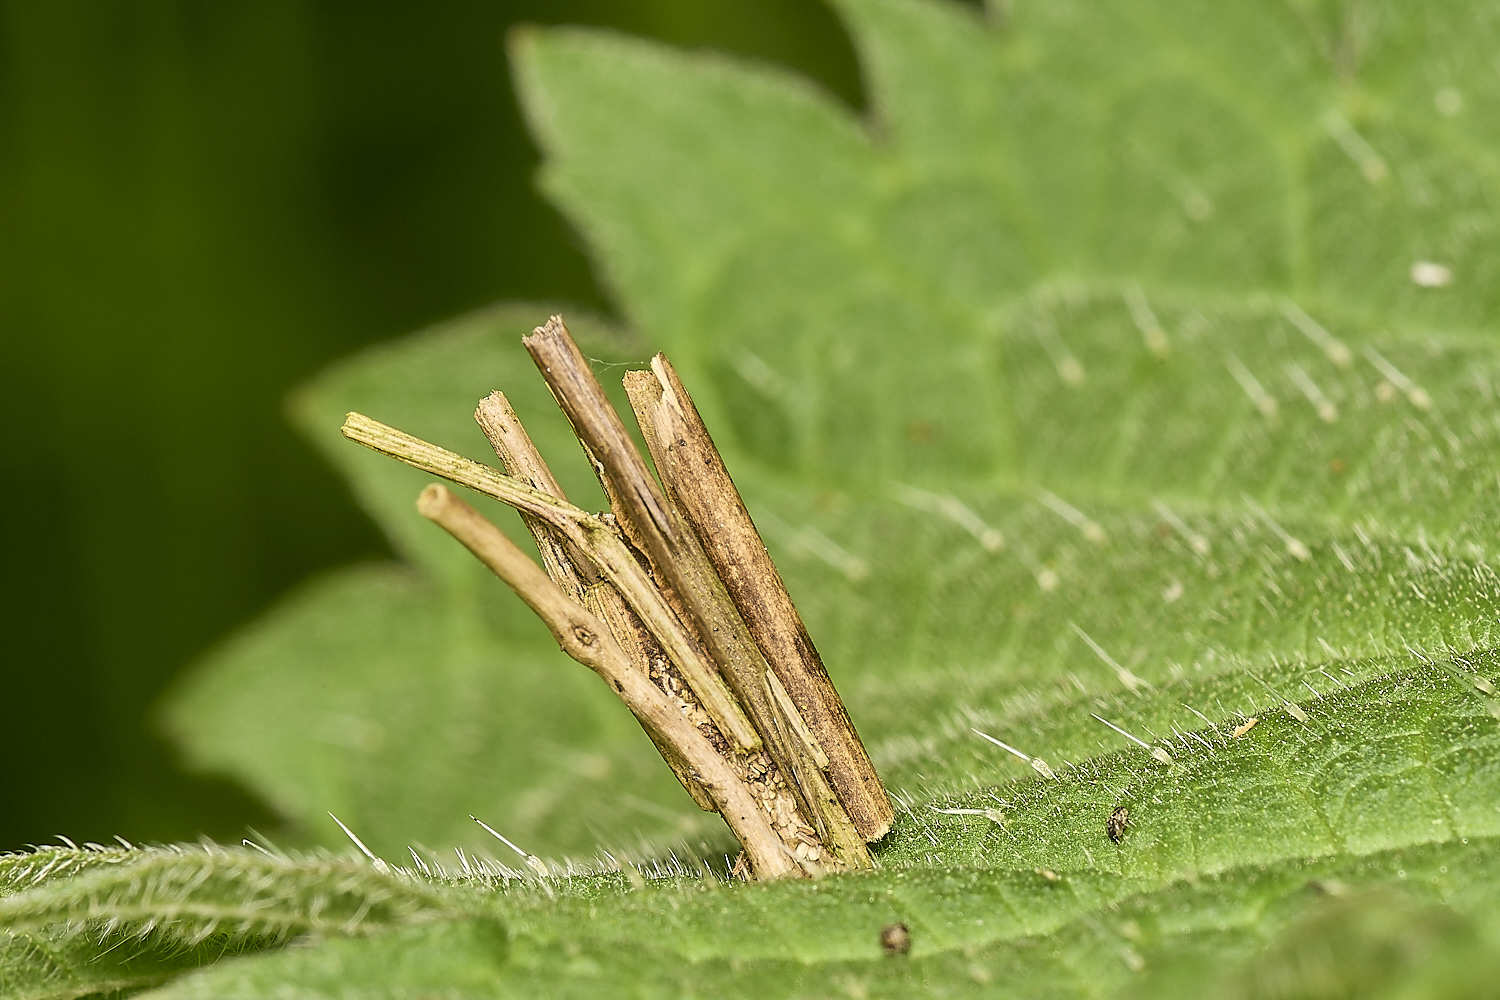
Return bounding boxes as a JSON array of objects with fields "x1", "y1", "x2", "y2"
[
  {"x1": 475, "y1": 391, "x2": 714, "y2": 811},
  {"x1": 341, "y1": 413, "x2": 759, "y2": 754},
  {"x1": 521, "y1": 319, "x2": 880, "y2": 869},
  {"x1": 414, "y1": 483, "x2": 797, "y2": 879},
  {"x1": 340, "y1": 313, "x2": 894, "y2": 880},
  {"x1": 473, "y1": 391, "x2": 600, "y2": 594},
  {"x1": 763, "y1": 670, "x2": 871, "y2": 868},
  {"x1": 623, "y1": 355, "x2": 894, "y2": 841},
  {"x1": 522, "y1": 320, "x2": 824, "y2": 811}
]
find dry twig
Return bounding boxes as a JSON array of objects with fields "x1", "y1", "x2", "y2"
[{"x1": 341, "y1": 315, "x2": 890, "y2": 879}]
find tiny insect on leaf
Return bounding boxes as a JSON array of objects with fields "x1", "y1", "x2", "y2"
[{"x1": 1107, "y1": 806, "x2": 1130, "y2": 844}]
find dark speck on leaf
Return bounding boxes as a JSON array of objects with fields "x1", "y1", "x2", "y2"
[{"x1": 880, "y1": 922, "x2": 911, "y2": 956}]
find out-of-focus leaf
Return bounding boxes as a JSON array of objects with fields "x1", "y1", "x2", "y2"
[{"x1": 92, "y1": 0, "x2": 1500, "y2": 996}]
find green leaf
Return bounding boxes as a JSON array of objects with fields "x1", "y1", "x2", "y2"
[
  {"x1": 129, "y1": 839, "x2": 1500, "y2": 999},
  {"x1": 138, "y1": 918, "x2": 509, "y2": 1000},
  {"x1": 29, "y1": 0, "x2": 1494, "y2": 995},
  {"x1": 0, "y1": 845, "x2": 468, "y2": 999}
]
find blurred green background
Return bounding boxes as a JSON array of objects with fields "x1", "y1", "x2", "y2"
[{"x1": 0, "y1": 0, "x2": 865, "y2": 853}]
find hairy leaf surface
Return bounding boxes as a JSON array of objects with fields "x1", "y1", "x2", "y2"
[{"x1": 0, "y1": 845, "x2": 466, "y2": 999}]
